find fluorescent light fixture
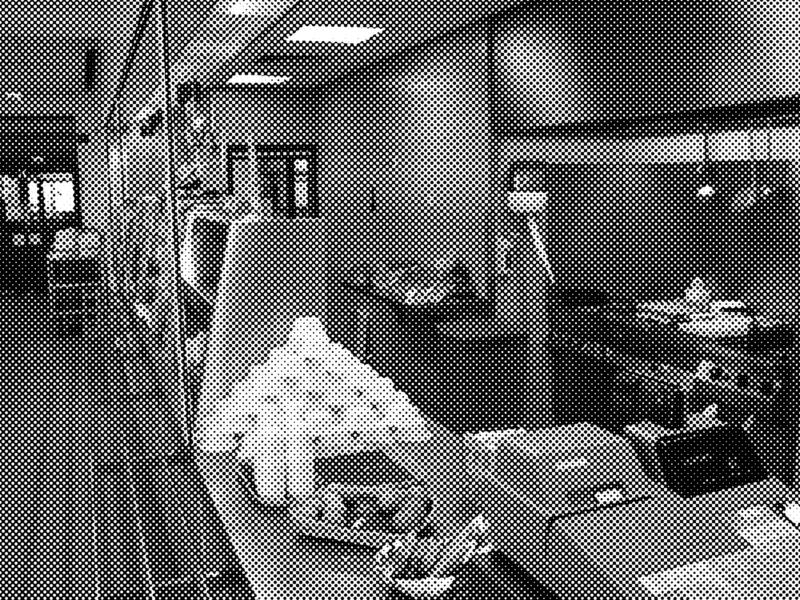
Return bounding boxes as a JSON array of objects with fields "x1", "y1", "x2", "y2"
[
  {"x1": 227, "y1": 0, "x2": 282, "y2": 15},
  {"x1": 227, "y1": 74, "x2": 292, "y2": 85},
  {"x1": 228, "y1": 0, "x2": 253, "y2": 15},
  {"x1": 286, "y1": 25, "x2": 383, "y2": 45}
]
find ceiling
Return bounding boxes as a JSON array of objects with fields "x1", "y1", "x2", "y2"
[
  {"x1": 0, "y1": 0, "x2": 216, "y2": 135},
  {"x1": 200, "y1": 0, "x2": 524, "y2": 88},
  {"x1": 0, "y1": 0, "x2": 144, "y2": 135},
  {"x1": 0, "y1": 0, "x2": 524, "y2": 133},
  {"x1": 131, "y1": 0, "x2": 524, "y2": 120}
]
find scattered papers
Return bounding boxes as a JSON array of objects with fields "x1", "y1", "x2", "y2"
[
  {"x1": 639, "y1": 559, "x2": 729, "y2": 598},
  {"x1": 734, "y1": 505, "x2": 800, "y2": 548}
]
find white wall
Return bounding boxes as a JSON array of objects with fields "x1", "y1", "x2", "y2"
[
  {"x1": 208, "y1": 88, "x2": 318, "y2": 146},
  {"x1": 313, "y1": 25, "x2": 494, "y2": 359},
  {"x1": 316, "y1": 25, "x2": 492, "y2": 294}
]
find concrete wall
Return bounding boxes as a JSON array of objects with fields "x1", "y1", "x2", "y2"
[
  {"x1": 314, "y1": 24, "x2": 494, "y2": 363},
  {"x1": 207, "y1": 88, "x2": 317, "y2": 146},
  {"x1": 316, "y1": 24, "x2": 492, "y2": 294},
  {"x1": 494, "y1": 0, "x2": 800, "y2": 128}
]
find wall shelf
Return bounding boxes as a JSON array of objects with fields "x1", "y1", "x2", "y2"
[{"x1": 495, "y1": 98, "x2": 800, "y2": 140}]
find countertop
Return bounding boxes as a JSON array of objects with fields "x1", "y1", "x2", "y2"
[
  {"x1": 547, "y1": 478, "x2": 798, "y2": 599},
  {"x1": 195, "y1": 419, "x2": 557, "y2": 599},
  {"x1": 339, "y1": 281, "x2": 494, "y2": 324}
]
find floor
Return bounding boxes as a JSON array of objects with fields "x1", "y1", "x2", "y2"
[
  {"x1": 0, "y1": 280, "x2": 562, "y2": 600},
  {"x1": 0, "y1": 287, "x2": 252, "y2": 599}
]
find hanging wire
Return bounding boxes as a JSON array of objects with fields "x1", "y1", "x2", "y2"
[
  {"x1": 762, "y1": 127, "x2": 773, "y2": 197},
  {"x1": 748, "y1": 121, "x2": 756, "y2": 191},
  {"x1": 698, "y1": 128, "x2": 715, "y2": 197}
]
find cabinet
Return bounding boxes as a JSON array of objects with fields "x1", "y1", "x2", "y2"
[
  {"x1": 434, "y1": 322, "x2": 530, "y2": 433},
  {"x1": 47, "y1": 255, "x2": 104, "y2": 336}
]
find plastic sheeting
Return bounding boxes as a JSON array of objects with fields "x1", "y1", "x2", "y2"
[{"x1": 194, "y1": 216, "x2": 328, "y2": 452}]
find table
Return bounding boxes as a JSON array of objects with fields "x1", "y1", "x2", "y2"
[{"x1": 196, "y1": 419, "x2": 557, "y2": 599}]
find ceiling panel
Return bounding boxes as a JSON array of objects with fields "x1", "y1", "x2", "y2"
[
  {"x1": 198, "y1": 0, "x2": 522, "y2": 88},
  {"x1": 117, "y1": 0, "x2": 525, "y2": 125},
  {"x1": 169, "y1": 0, "x2": 300, "y2": 87}
]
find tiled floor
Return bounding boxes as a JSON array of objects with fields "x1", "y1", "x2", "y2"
[{"x1": 0, "y1": 289, "x2": 251, "y2": 599}]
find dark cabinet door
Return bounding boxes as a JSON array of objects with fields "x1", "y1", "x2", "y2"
[
  {"x1": 2, "y1": 230, "x2": 47, "y2": 294},
  {"x1": 432, "y1": 334, "x2": 530, "y2": 434}
]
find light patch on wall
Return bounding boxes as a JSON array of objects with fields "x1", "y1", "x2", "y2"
[
  {"x1": 227, "y1": 74, "x2": 292, "y2": 85},
  {"x1": 501, "y1": 128, "x2": 800, "y2": 168},
  {"x1": 227, "y1": 0, "x2": 286, "y2": 15},
  {"x1": 495, "y1": 24, "x2": 582, "y2": 129},
  {"x1": 713, "y1": 0, "x2": 800, "y2": 105}
]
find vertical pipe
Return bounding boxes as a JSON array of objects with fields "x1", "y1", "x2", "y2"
[
  {"x1": 486, "y1": 14, "x2": 498, "y2": 315},
  {"x1": 157, "y1": 0, "x2": 192, "y2": 449}
]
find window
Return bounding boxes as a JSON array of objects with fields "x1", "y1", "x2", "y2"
[
  {"x1": 226, "y1": 144, "x2": 319, "y2": 218},
  {"x1": 41, "y1": 173, "x2": 76, "y2": 217},
  {"x1": 27, "y1": 180, "x2": 39, "y2": 213},
  {"x1": 2, "y1": 172, "x2": 77, "y2": 222}
]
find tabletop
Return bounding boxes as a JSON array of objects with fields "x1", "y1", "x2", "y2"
[{"x1": 195, "y1": 419, "x2": 557, "y2": 600}]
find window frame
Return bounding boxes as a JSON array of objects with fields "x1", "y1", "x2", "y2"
[{"x1": 225, "y1": 143, "x2": 319, "y2": 219}]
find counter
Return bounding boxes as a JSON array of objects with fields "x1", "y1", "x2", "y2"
[{"x1": 196, "y1": 419, "x2": 558, "y2": 599}]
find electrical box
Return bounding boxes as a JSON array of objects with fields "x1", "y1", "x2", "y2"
[{"x1": 625, "y1": 423, "x2": 769, "y2": 499}]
